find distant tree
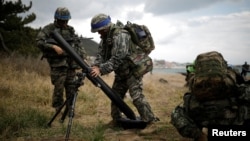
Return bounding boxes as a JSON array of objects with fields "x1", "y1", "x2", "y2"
[{"x1": 0, "y1": 0, "x2": 39, "y2": 55}]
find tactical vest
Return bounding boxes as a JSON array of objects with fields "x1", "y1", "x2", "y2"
[{"x1": 40, "y1": 23, "x2": 83, "y2": 69}]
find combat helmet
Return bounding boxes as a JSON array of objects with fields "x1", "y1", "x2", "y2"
[
  {"x1": 54, "y1": 7, "x2": 71, "y2": 20},
  {"x1": 91, "y1": 13, "x2": 112, "y2": 33}
]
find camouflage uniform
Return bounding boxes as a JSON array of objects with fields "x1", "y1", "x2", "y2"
[
  {"x1": 171, "y1": 91, "x2": 250, "y2": 140},
  {"x1": 36, "y1": 7, "x2": 86, "y2": 110},
  {"x1": 171, "y1": 60, "x2": 250, "y2": 140},
  {"x1": 91, "y1": 13, "x2": 156, "y2": 122}
]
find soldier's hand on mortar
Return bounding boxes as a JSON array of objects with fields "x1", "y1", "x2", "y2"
[
  {"x1": 90, "y1": 66, "x2": 100, "y2": 77},
  {"x1": 52, "y1": 45, "x2": 64, "y2": 55}
]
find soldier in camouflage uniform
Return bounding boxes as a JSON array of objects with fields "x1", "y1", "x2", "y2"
[
  {"x1": 171, "y1": 85, "x2": 250, "y2": 141},
  {"x1": 89, "y1": 13, "x2": 158, "y2": 125},
  {"x1": 36, "y1": 7, "x2": 87, "y2": 112}
]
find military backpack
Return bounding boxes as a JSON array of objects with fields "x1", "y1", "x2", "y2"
[
  {"x1": 124, "y1": 21, "x2": 155, "y2": 55},
  {"x1": 110, "y1": 21, "x2": 155, "y2": 77},
  {"x1": 125, "y1": 21, "x2": 155, "y2": 77},
  {"x1": 189, "y1": 51, "x2": 237, "y2": 101}
]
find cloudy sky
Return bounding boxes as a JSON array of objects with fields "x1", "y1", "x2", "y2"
[{"x1": 20, "y1": 0, "x2": 250, "y2": 65}]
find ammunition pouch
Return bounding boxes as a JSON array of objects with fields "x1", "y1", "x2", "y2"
[{"x1": 128, "y1": 53, "x2": 153, "y2": 78}]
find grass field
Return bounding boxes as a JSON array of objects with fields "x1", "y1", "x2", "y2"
[{"x1": 0, "y1": 53, "x2": 193, "y2": 141}]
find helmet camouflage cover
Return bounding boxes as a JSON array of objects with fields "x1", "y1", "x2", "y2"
[
  {"x1": 54, "y1": 7, "x2": 71, "y2": 20},
  {"x1": 91, "y1": 13, "x2": 112, "y2": 33}
]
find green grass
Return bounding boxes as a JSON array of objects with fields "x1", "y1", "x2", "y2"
[{"x1": 0, "y1": 53, "x2": 188, "y2": 141}]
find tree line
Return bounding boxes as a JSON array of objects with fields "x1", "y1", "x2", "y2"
[{"x1": 0, "y1": 0, "x2": 40, "y2": 56}]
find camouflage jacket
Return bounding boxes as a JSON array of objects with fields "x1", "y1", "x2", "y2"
[
  {"x1": 171, "y1": 84, "x2": 250, "y2": 139},
  {"x1": 93, "y1": 23, "x2": 140, "y2": 77},
  {"x1": 36, "y1": 22, "x2": 87, "y2": 68},
  {"x1": 183, "y1": 93, "x2": 243, "y2": 126}
]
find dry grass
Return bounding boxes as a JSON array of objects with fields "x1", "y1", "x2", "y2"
[{"x1": 0, "y1": 53, "x2": 193, "y2": 141}]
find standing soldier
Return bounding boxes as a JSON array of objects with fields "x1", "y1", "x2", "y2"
[
  {"x1": 241, "y1": 61, "x2": 249, "y2": 79},
  {"x1": 89, "y1": 13, "x2": 159, "y2": 129},
  {"x1": 36, "y1": 7, "x2": 87, "y2": 112}
]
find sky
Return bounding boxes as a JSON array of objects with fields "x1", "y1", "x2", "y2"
[{"x1": 18, "y1": 0, "x2": 250, "y2": 65}]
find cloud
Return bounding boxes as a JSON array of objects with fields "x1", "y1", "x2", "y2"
[
  {"x1": 19, "y1": 0, "x2": 250, "y2": 65},
  {"x1": 150, "y1": 11, "x2": 250, "y2": 64},
  {"x1": 144, "y1": 0, "x2": 221, "y2": 15},
  {"x1": 143, "y1": 0, "x2": 249, "y2": 16}
]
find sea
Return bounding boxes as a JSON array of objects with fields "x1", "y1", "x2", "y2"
[
  {"x1": 152, "y1": 66, "x2": 249, "y2": 76},
  {"x1": 152, "y1": 67, "x2": 186, "y2": 74}
]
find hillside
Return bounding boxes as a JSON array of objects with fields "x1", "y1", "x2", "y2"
[{"x1": 81, "y1": 37, "x2": 98, "y2": 56}]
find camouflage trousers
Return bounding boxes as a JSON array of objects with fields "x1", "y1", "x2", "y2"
[
  {"x1": 111, "y1": 75, "x2": 155, "y2": 122},
  {"x1": 50, "y1": 67, "x2": 76, "y2": 108}
]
